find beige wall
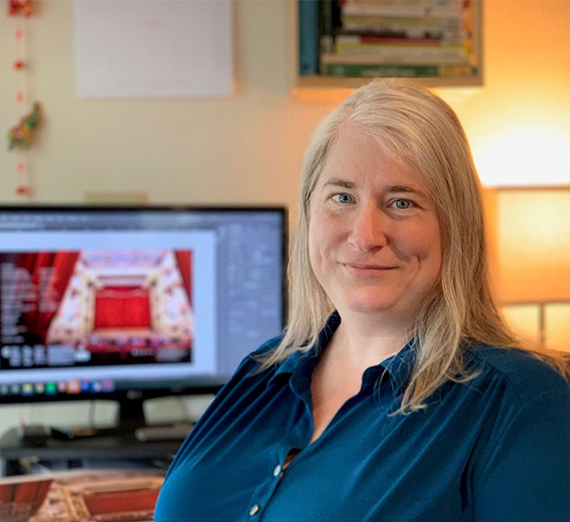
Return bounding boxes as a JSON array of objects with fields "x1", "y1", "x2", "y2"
[
  {"x1": 3, "y1": 1, "x2": 569, "y2": 208},
  {"x1": 0, "y1": 0, "x2": 335, "y2": 213},
  {"x1": 0, "y1": 0, "x2": 570, "y2": 433}
]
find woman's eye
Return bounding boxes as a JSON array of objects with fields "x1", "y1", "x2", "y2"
[
  {"x1": 393, "y1": 199, "x2": 413, "y2": 210},
  {"x1": 333, "y1": 193, "x2": 354, "y2": 204}
]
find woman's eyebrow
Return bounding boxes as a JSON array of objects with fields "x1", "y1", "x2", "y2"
[
  {"x1": 322, "y1": 178, "x2": 356, "y2": 189},
  {"x1": 386, "y1": 185, "x2": 425, "y2": 196}
]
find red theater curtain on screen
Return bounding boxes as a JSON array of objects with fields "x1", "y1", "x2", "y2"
[
  {"x1": 18, "y1": 252, "x2": 79, "y2": 341},
  {"x1": 94, "y1": 287, "x2": 151, "y2": 329},
  {"x1": 174, "y1": 251, "x2": 192, "y2": 305}
]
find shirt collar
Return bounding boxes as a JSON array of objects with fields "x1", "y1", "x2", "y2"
[
  {"x1": 379, "y1": 338, "x2": 417, "y2": 392},
  {"x1": 269, "y1": 311, "x2": 417, "y2": 392},
  {"x1": 269, "y1": 311, "x2": 340, "y2": 383}
]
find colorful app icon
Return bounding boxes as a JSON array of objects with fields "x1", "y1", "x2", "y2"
[
  {"x1": 91, "y1": 380, "x2": 103, "y2": 393},
  {"x1": 45, "y1": 382, "x2": 57, "y2": 395},
  {"x1": 81, "y1": 380, "x2": 91, "y2": 393},
  {"x1": 35, "y1": 383, "x2": 45, "y2": 394},
  {"x1": 102, "y1": 379, "x2": 115, "y2": 392},
  {"x1": 67, "y1": 380, "x2": 81, "y2": 394},
  {"x1": 57, "y1": 381, "x2": 67, "y2": 393},
  {"x1": 21, "y1": 383, "x2": 34, "y2": 396}
]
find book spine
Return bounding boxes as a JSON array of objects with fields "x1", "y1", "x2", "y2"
[
  {"x1": 319, "y1": 0, "x2": 336, "y2": 53},
  {"x1": 336, "y1": 34, "x2": 442, "y2": 45},
  {"x1": 322, "y1": 63, "x2": 440, "y2": 77},
  {"x1": 331, "y1": 43, "x2": 470, "y2": 63},
  {"x1": 321, "y1": 62, "x2": 476, "y2": 78},
  {"x1": 341, "y1": 0, "x2": 463, "y2": 19},
  {"x1": 340, "y1": 14, "x2": 463, "y2": 27},
  {"x1": 299, "y1": 0, "x2": 320, "y2": 76},
  {"x1": 321, "y1": 52, "x2": 470, "y2": 66},
  {"x1": 340, "y1": 21, "x2": 463, "y2": 43}
]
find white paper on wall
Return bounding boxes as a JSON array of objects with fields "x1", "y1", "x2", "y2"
[{"x1": 74, "y1": 0, "x2": 233, "y2": 99}]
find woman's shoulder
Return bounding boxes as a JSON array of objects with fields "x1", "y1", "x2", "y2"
[
  {"x1": 226, "y1": 334, "x2": 286, "y2": 380},
  {"x1": 250, "y1": 333, "x2": 286, "y2": 357},
  {"x1": 467, "y1": 343, "x2": 570, "y2": 404}
]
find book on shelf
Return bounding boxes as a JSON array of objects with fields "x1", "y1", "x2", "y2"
[
  {"x1": 340, "y1": 0, "x2": 464, "y2": 19},
  {"x1": 0, "y1": 469, "x2": 165, "y2": 522},
  {"x1": 336, "y1": 34, "x2": 443, "y2": 46},
  {"x1": 319, "y1": 0, "x2": 338, "y2": 54},
  {"x1": 321, "y1": 50, "x2": 472, "y2": 66},
  {"x1": 299, "y1": 0, "x2": 320, "y2": 75},
  {"x1": 326, "y1": 43, "x2": 471, "y2": 65},
  {"x1": 339, "y1": 18, "x2": 464, "y2": 43},
  {"x1": 320, "y1": 62, "x2": 477, "y2": 78}
]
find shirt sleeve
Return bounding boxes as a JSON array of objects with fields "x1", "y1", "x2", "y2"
[{"x1": 472, "y1": 387, "x2": 570, "y2": 521}]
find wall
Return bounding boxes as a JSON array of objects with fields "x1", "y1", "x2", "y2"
[
  {"x1": 0, "y1": 0, "x2": 331, "y2": 211},
  {"x1": 0, "y1": 0, "x2": 569, "y2": 433},
  {"x1": 447, "y1": 0, "x2": 570, "y2": 187}
]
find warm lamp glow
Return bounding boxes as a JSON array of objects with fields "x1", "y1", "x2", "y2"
[
  {"x1": 475, "y1": 127, "x2": 570, "y2": 187},
  {"x1": 501, "y1": 305, "x2": 540, "y2": 347},
  {"x1": 490, "y1": 188, "x2": 570, "y2": 351},
  {"x1": 495, "y1": 189, "x2": 570, "y2": 303},
  {"x1": 546, "y1": 305, "x2": 570, "y2": 353}
]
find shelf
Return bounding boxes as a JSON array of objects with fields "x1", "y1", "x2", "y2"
[{"x1": 292, "y1": 0, "x2": 484, "y2": 99}]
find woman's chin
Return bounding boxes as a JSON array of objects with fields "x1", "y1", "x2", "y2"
[{"x1": 338, "y1": 299, "x2": 399, "y2": 317}]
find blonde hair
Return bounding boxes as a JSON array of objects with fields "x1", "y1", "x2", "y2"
[{"x1": 261, "y1": 78, "x2": 569, "y2": 413}]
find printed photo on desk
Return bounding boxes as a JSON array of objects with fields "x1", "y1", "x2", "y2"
[{"x1": 0, "y1": 469, "x2": 165, "y2": 522}]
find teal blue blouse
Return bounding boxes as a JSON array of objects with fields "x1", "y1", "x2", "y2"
[{"x1": 155, "y1": 312, "x2": 570, "y2": 521}]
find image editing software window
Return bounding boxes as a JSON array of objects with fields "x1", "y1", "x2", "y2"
[{"x1": 0, "y1": 208, "x2": 286, "y2": 400}]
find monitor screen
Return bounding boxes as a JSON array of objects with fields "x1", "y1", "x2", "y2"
[{"x1": 0, "y1": 206, "x2": 286, "y2": 421}]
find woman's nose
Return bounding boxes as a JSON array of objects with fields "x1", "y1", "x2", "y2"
[{"x1": 347, "y1": 205, "x2": 388, "y2": 252}]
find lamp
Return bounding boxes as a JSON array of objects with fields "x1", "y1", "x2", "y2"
[
  {"x1": 476, "y1": 128, "x2": 570, "y2": 187},
  {"x1": 484, "y1": 187, "x2": 570, "y2": 352}
]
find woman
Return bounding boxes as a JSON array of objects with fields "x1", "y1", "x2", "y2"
[{"x1": 155, "y1": 79, "x2": 570, "y2": 521}]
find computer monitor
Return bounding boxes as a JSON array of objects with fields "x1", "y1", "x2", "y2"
[{"x1": 0, "y1": 206, "x2": 287, "y2": 426}]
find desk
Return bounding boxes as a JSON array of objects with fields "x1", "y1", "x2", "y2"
[{"x1": 0, "y1": 427, "x2": 183, "y2": 476}]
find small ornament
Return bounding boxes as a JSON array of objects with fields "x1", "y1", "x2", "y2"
[
  {"x1": 8, "y1": 0, "x2": 32, "y2": 16},
  {"x1": 8, "y1": 102, "x2": 40, "y2": 149},
  {"x1": 15, "y1": 184, "x2": 31, "y2": 196}
]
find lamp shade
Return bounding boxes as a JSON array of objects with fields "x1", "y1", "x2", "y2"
[
  {"x1": 492, "y1": 187, "x2": 570, "y2": 303},
  {"x1": 484, "y1": 187, "x2": 570, "y2": 352}
]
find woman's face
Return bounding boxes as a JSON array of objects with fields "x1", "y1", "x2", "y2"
[{"x1": 308, "y1": 124, "x2": 442, "y2": 324}]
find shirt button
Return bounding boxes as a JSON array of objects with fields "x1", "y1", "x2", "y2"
[
  {"x1": 273, "y1": 464, "x2": 282, "y2": 477},
  {"x1": 249, "y1": 505, "x2": 260, "y2": 516}
]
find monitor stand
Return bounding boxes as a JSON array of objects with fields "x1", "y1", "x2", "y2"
[{"x1": 116, "y1": 390, "x2": 147, "y2": 430}]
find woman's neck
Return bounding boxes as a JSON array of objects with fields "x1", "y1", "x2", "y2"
[{"x1": 328, "y1": 310, "x2": 413, "y2": 371}]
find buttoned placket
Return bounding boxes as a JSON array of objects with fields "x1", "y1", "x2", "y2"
[
  {"x1": 244, "y1": 371, "x2": 394, "y2": 521},
  {"x1": 241, "y1": 369, "x2": 314, "y2": 521},
  {"x1": 240, "y1": 322, "x2": 409, "y2": 521},
  {"x1": 242, "y1": 443, "x2": 312, "y2": 520}
]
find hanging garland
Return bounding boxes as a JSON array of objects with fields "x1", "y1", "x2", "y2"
[
  {"x1": 9, "y1": 0, "x2": 32, "y2": 16},
  {"x1": 8, "y1": 0, "x2": 40, "y2": 198}
]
